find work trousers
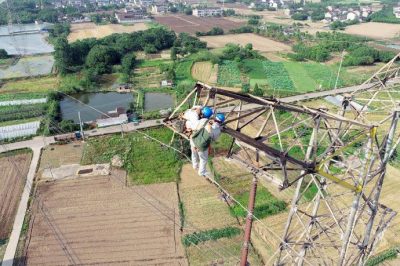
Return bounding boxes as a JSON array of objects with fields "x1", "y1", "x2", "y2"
[{"x1": 191, "y1": 145, "x2": 208, "y2": 177}]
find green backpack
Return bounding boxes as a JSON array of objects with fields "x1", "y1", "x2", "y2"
[{"x1": 191, "y1": 121, "x2": 211, "y2": 152}]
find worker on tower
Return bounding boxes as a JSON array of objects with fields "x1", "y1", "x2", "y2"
[{"x1": 190, "y1": 109, "x2": 225, "y2": 177}]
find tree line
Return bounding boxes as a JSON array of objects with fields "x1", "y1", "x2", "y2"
[{"x1": 288, "y1": 32, "x2": 397, "y2": 65}]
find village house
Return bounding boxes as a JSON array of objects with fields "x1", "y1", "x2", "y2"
[
  {"x1": 115, "y1": 6, "x2": 148, "y2": 23},
  {"x1": 160, "y1": 80, "x2": 174, "y2": 87},
  {"x1": 192, "y1": 7, "x2": 223, "y2": 17},
  {"x1": 134, "y1": 0, "x2": 153, "y2": 7},
  {"x1": 394, "y1": 6, "x2": 400, "y2": 18},
  {"x1": 96, "y1": 107, "x2": 128, "y2": 127},
  {"x1": 151, "y1": 3, "x2": 167, "y2": 14}
]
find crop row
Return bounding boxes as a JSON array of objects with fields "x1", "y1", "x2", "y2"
[
  {"x1": 0, "y1": 104, "x2": 47, "y2": 122},
  {"x1": 0, "y1": 92, "x2": 47, "y2": 101}
]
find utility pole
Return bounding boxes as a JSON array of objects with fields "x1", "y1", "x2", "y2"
[
  {"x1": 240, "y1": 173, "x2": 258, "y2": 266},
  {"x1": 78, "y1": 111, "x2": 84, "y2": 141}
]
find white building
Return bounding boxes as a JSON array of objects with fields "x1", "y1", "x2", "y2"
[
  {"x1": 394, "y1": 6, "x2": 400, "y2": 18},
  {"x1": 346, "y1": 11, "x2": 359, "y2": 21},
  {"x1": 192, "y1": 7, "x2": 223, "y2": 17},
  {"x1": 151, "y1": 4, "x2": 167, "y2": 14}
]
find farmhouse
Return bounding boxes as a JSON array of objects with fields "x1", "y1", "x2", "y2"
[
  {"x1": 115, "y1": 7, "x2": 148, "y2": 23},
  {"x1": 394, "y1": 6, "x2": 400, "y2": 18},
  {"x1": 161, "y1": 80, "x2": 174, "y2": 87},
  {"x1": 151, "y1": 4, "x2": 167, "y2": 14},
  {"x1": 192, "y1": 7, "x2": 223, "y2": 17},
  {"x1": 96, "y1": 107, "x2": 128, "y2": 127}
]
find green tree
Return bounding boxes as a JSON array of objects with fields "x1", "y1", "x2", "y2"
[
  {"x1": 0, "y1": 49, "x2": 8, "y2": 59},
  {"x1": 171, "y1": 47, "x2": 177, "y2": 61},
  {"x1": 53, "y1": 37, "x2": 72, "y2": 75},
  {"x1": 184, "y1": 7, "x2": 192, "y2": 15},
  {"x1": 253, "y1": 83, "x2": 263, "y2": 96},
  {"x1": 242, "y1": 83, "x2": 250, "y2": 93},
  {"x1": 85, "y1": 45, "x2": 116, "y2": 75},
  {"x1": 121, "y1": 52, "x2": 136, "y2": 77},
  {"x1": 167, "y1": 68, "x2": 176, "y2": 80}
]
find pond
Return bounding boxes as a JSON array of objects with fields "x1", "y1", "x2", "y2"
[
  {"x1": 0, "y1": 55, "x2": 54, "y2": 79},
  {"x1": 60, "y1": 92, "x2": 134, "y2": 123},
  {"x1": 144, "y1": 92, "x2": 174, "y2": 111},
  {"x1": 0, "y1": 23, "x2": 54, "y2": 55}
]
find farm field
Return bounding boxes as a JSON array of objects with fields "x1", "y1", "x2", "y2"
[
  {"x1": 23, "y1": 172, "x2": 186, "y2": 265},
  {"x1": 0, "y1": 76, "x2": 59, "y2": 93},
  {"x1": 345, "y1": 22, "x2": 400, "y2": 39},
  {"x1": 134, "y1": 66, "x2": 166, "y2": 88},
  {"x1": 201, "y1": 33, "x2": 291, "y2": 52},
  {"x1": 154, "y1": 14, "x2": 244, "y2": 35},
  {"x1": 0, "y1": 103, "x2": 46, "y2": 123},
  {"x1": 67, "y1": 22, "x2": 148, "y2": 42},
  {"x1": 217, "y1": 60, "x2": 242, "y2": 87},
  {"x1": 191, "y1": 61, "x2": 218, "y2": 84},
  {"x1": 0, "y1": 55, "x2": 54, "y2": 79},
  {"x1": 0, "y1": 150, "x2": 32, "y2": 261}
]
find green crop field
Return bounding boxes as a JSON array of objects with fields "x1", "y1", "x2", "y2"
[
  {"x1": 262, "y1": 61, "x2": 295, "y2": 91},
  {"x1": 81, "y1": 128, "x2": 183, "y2": 185},
  {"x1": 283, "y1": 62, "x2": 318, "y2": 92},
  {"x1": 217, "y1": 60, "x2": 242, "y2": 87},
  {"x1": 0, "y1": 104, "x2": 47, "y2": 123},
  {"x1": 0, "y1": 92, "x2": 47, "y2": 101}
]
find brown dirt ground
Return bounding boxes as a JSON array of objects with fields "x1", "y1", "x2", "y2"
[
  {"x1": 24, "y1": 170, "x2": 187, "y2": 265},
  {"x1": 38, "y1": 142, "x2": 83, "y2": 174},
  {"x1": 68, "y1": 22, "x2": 148, "y2": 42},
  {"x1": 0, "y1": 151, "x2": 31, "y2": 250},
  {"x1": 200, "y1": 33, "x2": 291, "y2": 52},
  {"x1": 344, "y1": 22, "x2": 400, "y2": 40},
  {"x1": 154, "y1": 14, "x2": 245, "y2": 35}
]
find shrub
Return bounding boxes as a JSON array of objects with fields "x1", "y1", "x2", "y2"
[
  {"x1": 0, "y1": 49, "x2": 9, "y2": 59},
  {"x1": 182, "y1": 227, "x2": 241, "y2": 246}
]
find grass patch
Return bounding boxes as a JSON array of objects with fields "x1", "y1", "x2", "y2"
[
  {"x1": 182, "y1": 227, "x2": 241, "y2": 247},
  {"x1": 175, "y1": 59, "x2": 194, "y2": 83},
  {"x1": 283, "y1": 62, "x2": 317, "y2": 92},
  {"x1": 243, "y1": 59, "x2": 267, "y2": 79},
  {"x1": 81, "y1": 128, "x2": 183, "y2": 185},
  {"x1": 137, "y1": 59, "x2": 173, "y2": 68},
  {"x1": 0, "y1": 117, "x2": 41, "y2": 127},
  {"x1": 217, "y1": 60, "x2": 241, "y2": 87},
  {"x1": 230, "y1": 186, "x2": 286, "y2": 219},
  {"x1": 366, "y1": 247, "x2": 398, "y2": 266},
  {"x1": 302, "y1": 183, "x2": 318, "y2": 202},
  {"x1": 179, "y1": 201, "x2": 185, "y2": 229},
  {"x1": 1, "y1": 76, "x2": 59, "y2": 93}
]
